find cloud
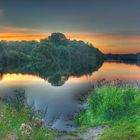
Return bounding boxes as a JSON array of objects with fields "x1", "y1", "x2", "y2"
[
  {"x1": 0, "y1": 9, "x2": 4, "y2": 17},
  {"x1": 65, "y1": 32, "x2": 140, "y2": 43},
  {"x1": 0, "y1": 25, "x2": 49, "y2": 41},
  {"x1": 64, "y1": 32, "x2": 140, "y2": 54},
  {"x1": 0, "y1": 25, "x2": 41, "y2": 34},
  {"x1": 0, "y1": 33, "x2": 48, "y2": 41},
  {"x1": 0, "y1": 30, "x2": 140, "y2": 53}
]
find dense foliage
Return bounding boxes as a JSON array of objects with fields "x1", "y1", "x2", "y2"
[
  {"x1": 0, "y1": 32, "x2": 103, "y2": 86},
  {"x1": 0, "y1": 32, "x2": 103, "y2": 65}
]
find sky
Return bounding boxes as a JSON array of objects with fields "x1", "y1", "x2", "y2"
[{"x1": 0, "y1": 0, "x2": 140, "y2": 54}]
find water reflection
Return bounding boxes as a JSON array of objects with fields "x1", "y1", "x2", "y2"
[
  {"x1": 0, "y1": 61, "x2": 140, "y2": 131},
  {"x1": 0, "y1": 57, "x2": 103, "y2": 86},
  {"x1": 0, "y1": 78, "x2": 91, "y2": 131}
]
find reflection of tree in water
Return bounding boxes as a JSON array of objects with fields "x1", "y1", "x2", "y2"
[
  {"x1": 0, "y1": 33, "x2": 104, "y2": 86},
  {"x1": 48, "y1": 74, "x2": 68, "y2": 86},
  {"x1": 0, "y1": 57, "x2": 103, "y2": 86},
  {"x1": 0, "y1": 73, "x2": 3, "y2": 81}
]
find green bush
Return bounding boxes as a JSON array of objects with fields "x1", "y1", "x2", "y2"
[
  {"x1": 76, "y1": 86, "x2": 140, "y2": 140},
  {"x1": 77, "y1": 87, "x2": 138, "y2": 126},
  {"x1": 92, "y1": 87, "x2": 135, "y2": 120}
]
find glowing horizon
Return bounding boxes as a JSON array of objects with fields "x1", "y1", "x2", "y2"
[
  {"x1": 0, "y1": 1, "x2": 140, "y2": 54},
  {"x1": 0, "y1": 32, "x2": 139, "y2": 54}
]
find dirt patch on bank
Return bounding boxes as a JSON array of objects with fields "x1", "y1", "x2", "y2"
[{"x1": 57, "y1": 126, "x2": 107, "y2": 140}]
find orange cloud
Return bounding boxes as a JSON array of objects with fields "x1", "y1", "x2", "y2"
[
  {"x1": 0, "y1": 25, "x2": 40, "y2": 33},
  {"x1": 64, "y1": 32, "x2": 140, "y2": 53},
  {"x1": 0, "y1": 33, "x2": 48, "y2": 41},
  {"x1": 65, "y1": 32, "x2": 140, "y2": 43},
  {"x1": 0, "y1": 31, "x2": 140, "y2": 54}
]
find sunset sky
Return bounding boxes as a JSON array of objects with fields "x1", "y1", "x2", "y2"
[{"x1": 0, "y1": 0, "x2": 140, "y2": 54}]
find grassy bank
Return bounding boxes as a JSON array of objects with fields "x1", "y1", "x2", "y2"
[
  {"x1": 0, "y1": 86, "x2": 140, "y2": 140},
  {"x1": 76, "y1": 86, "x2": 140, "y2": 140},
  {"x1": 0, "y1": 104, "x2": 60, "y2": 140}
]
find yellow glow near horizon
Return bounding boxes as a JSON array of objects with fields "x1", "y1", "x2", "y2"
[
  {"x1": 0, "y1": 32, "x2": 140, "y2": 54},
  {"x1": 0, "y1": 62, "x2": 140, "y2": 87},
  {"x1": 0, "y1": 74, "x2": 44, "y2": 85}
]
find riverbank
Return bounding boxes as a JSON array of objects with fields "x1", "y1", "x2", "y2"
[
  {"x1": 75, "y1": 86, "x2": 140, "y2": 140},
  {"x1": 0, "y1": 82, "x2": 140, "y2": 140}
]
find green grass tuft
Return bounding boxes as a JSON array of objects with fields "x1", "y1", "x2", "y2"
[{"x1": 76, "y1": 86, "x2": 140, "y2": 140}]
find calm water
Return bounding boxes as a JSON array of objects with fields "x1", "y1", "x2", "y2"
[{"x1": 0, "y1": 62, "x2": 140, "y2": 131}]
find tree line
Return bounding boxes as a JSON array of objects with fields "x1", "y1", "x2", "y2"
[{"x1": 0, "y1": 33, "x2": 104, "y2": 86}]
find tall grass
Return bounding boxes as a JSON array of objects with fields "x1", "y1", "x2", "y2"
[
  {"x1": 0, "y1": 104, "x2": 59, "y2": 140},
  {"x1": 76, "y1": 86, "x2": 140, "y2": 140}
]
